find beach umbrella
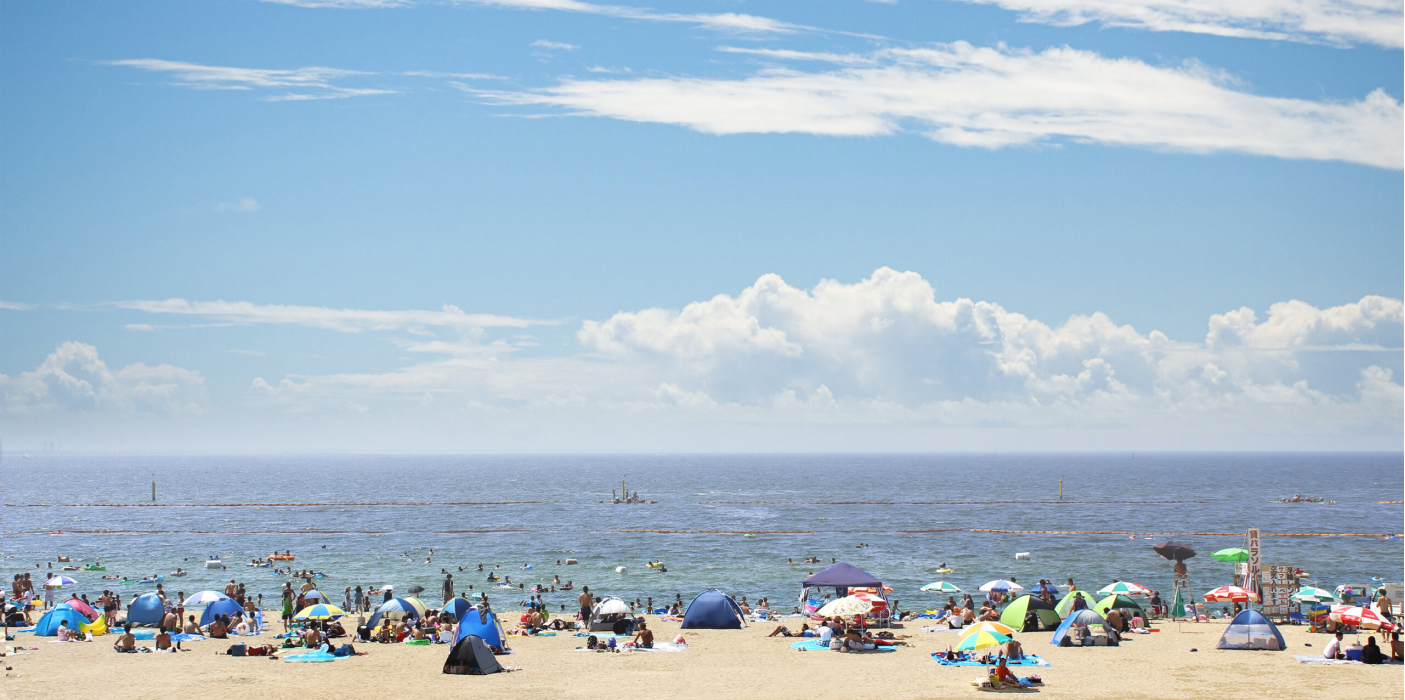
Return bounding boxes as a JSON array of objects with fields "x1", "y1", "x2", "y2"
[
  {"x1": 979, "y1": 580, "x2": 1023, "y2": 593},
  {"x1": 1097, "y1": 582, "x2": 1151, "y2": 597},
  {"x1": 183, "y1": 591, "x2": 230, "y2": 606},
  {"x1": 1055, "y1": 590, "x2": 1099, "y2": 619},
  {"x1": 407, "y1": 585, "x2": 426, "y2": 595},
  {"x1": 921, "y1": 581, "x2": 961, "y2": 593},
  {"x1": 848, "y1": 590, "x2": 888, "y2": 611},
  {"x1": 372, "y1": 598, "x2": 421, "y2": 618},
  {"x1": 1211, "y1": 548, "x2": 1249, "y2": 562},
  {"x1": 1027, "y1": 582, "x2": 1059, "y2": 596},
  {"x1": 63, "y1": 597, "x2": 98, "y2": 621},
  {"x1": 1152, "y1": 541, "x2": 1196, "y2": 561},
  {"x1": 294, "y1": 604, "x2": 346, "y2": 621},
  {"x1": 816, "y1": 596, "x2": 873, "y2": 617},
  {"x1": 955, "y1": 629, "x2": 1010, "y2": 652},
  {"x1": 301, "y1": 589, "x2": 326, "y2": 601},
  {"x1": 1168, "y1": 588, "x2": 1190, "y2": 619},
  {"x1": 961, "y1": 620, "x2": 1016, "y2": 638},
  {"x1": 42, "y1": 576, "x2": 78, "y2": 588},
  {"x1": 1203, "y1": 586, "x2": 1259, "y2": 604},
  {"x1": 1329, "y1": 606, "x2": 1397, "y2": 631},
  {"x1": 1094, "y1": 595, "x2": 1146, "y2": 617},
  {"x1": 1291, "y1": 587, "x2": 1336, "y2": 604}
]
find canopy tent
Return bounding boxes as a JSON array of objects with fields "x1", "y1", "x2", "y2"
[
  {"x1": 999, "y1": 594, "x2": 1062, "y2": 631},
  {"x1": 34, "y1": 604, "x2": 89, "y2": 636},
  {"x1": 1217, "y1": 610, "x2": 1285, "y2": 650},
  {"x1": 200, "y1": 598, "x2": 247, "y2": 627},
  {"x1": 454, "y1": 605, "x2": 508, "y2": 650},
  {"x1": 1054, "y1": 590, "x2": 1099, "y2": 619},
  {"x1": 1094, "y1": 595, "x2": 1145, "y2": 618},
  {"x1": 443, "y1": 634, "x2": 504, "y2": 675},
  {"x1": 127, "y1": 593, "x2": 166, "y2": 625},
  {"x1": 1050, "y1": 609, "x2": 1109, "y2": 646},
  {"x1": 802, "y1": 563, "x2": 882, "y2": 589},
  {"x1": 680, "y1": 589, "x2": 745, "y2": 630}
]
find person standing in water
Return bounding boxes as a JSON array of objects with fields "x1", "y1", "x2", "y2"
[{"x1": 442, "y1": 574, "x2": 454, "y2": 605}]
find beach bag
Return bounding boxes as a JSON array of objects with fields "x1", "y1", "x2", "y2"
[{"x1": 227, "y1": 643, "x2": 246, "y2": 656}]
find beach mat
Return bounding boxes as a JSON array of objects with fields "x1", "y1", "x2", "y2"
[
  {"x1": 919, "y1": 626, "x2": 963, "y2": 633},
  {"x1": 790, "y1": 640, "x2": 896, "y2": 652},
  {"x1": 1294, "y1": 655, "x2": 1362, "y2": 665},
  {"x1": 629, "y1": 642, "x2": 687, "y2": 652},
  {"x1": 933, "y1": 654, "x2": 1050, "y2": 667}
]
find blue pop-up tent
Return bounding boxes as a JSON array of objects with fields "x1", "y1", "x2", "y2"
[
  {"x1": 127, "y1": 593, "x2": 166, "y2": 625},
  {"x1": 200, "y1": 598, "x2": 246, "y2": 627},
  {"x1": 1050, "y1": 608, "x2": 1109, "y2": 646},
  {"x1": 1217, "y1": 610, "x2": 1285, "y2": 650},
  {"x1": 442, "y1": 597, "x2": 475, "y2": 622},
  {"x1": 34, "y1": 604, "x2": 89, "y2": 636},
  {"x1": 680, "y1": 589, "x2": 746, "y2": 629},
  {"x1": 453, "y1": 605, "x2": 507, "y2": 650}
]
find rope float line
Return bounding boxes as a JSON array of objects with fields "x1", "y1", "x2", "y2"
[
  {"x1": 2, "y1": 502, "x2": 545, "y2": 508},
  {"x1": 967, "y1": 529, "x2": 1397, "y2": 538},
  {"x1": 8, "y1": 528, "x2": 1396, "y2": 537},
  {"x1": 697, "y1": 500, "x2": 1210, "y2": 505}
]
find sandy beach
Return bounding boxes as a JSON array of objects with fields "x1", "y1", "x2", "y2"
[{"x1": 5, "y1": 611, "x2": 1401, "y2": 700}]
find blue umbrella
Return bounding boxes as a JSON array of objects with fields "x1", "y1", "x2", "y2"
[
  {"x1": 302, "y1": 590, "x2": 326, "y2": 601},
  {"x1": 42, "y1": 576, "x2": 79, "y2": 588},
  {"x1": 200, "y1": 598, "x2": 246, "y2": 627},
  {"x1": 366, "y1": 597, "x2": 420, "y2": 629},
  {"x1": 1028, "y1": 582, "x2": 1059, "y2": 595}
]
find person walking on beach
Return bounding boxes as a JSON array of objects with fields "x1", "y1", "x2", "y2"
[
  {"x1": 281, "y1": 583, "x2": 294, "y2": 631},
  {"x1": 579, "y1": 586, "x2": 593, "y2": 627},
  {"x1": 442, "y1": 574, "x2": 454, "y2": 605}
]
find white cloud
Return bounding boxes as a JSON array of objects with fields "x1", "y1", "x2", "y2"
[
  {"x1": 455, "y1": 0, "x2": 800, "y2": 33},
  {"x1": 104, "y1": 59, "x2": 397, "y2": 101},
  {"x1": 0, "y1": 342, "x2": 207, "y2": 416},
  {"x1": 474, "y1": 42, "x2": 1404, "y2": 169},
  {"x1": 955, "y1": 0, "x2": 1404, "y2": 48},
  {"x1": 532, "y1": 39, "x2": 580, "y2": 50},
  {"x1": 112, "y1": 298, "x2": 555, "y2": 333},
  {"x1": 0, "y1": 301, "x2": 30, "y2": 311},
  {"x1": 259, "y1": 0, "x2": 412, "y2": 8},
  {"x1": 214, "y1": 196, "x2": 261, "y2": 213}
]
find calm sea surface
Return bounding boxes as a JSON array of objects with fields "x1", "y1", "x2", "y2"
[{"x1": 4, "y1": 453, "x2": 1402, "y2": 611}]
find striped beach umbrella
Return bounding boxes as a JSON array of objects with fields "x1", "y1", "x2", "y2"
[
  {"x1": 921, "y1": 581, "x2": 962, "y2": 593},
  {"x1": 960, "y1": 621, "x2": 1016, "y2": 638},
  {"x1": 1291, "y1": 587, "x2": 1335, "y2": 604},
  {"x1": 183, "y1": 590, "x2": 231, "y2": 606},
  {"x1": 42, "y1": 576, "x2": 78, "y2": 587},
  {"x1": 301, "y1": 589, "x2": 326, "y2": 601},
  {"x1": 1097, "y1": 582, "x2": 1150, "y2": 597},
  {"x1": 955, "y1": 629, "x2": 1010, "y2": 652},
  {"x1": 978, "y1": 580, "x2": 1023, "y2": 593},
  {"x1": 1329, "y1": 606, "x2": 1397, "y2": 631},
  {"x1": 1204, "y1": 585, "x2": 1259, "y2": 603},
  {"x1": 848, "y1": 590, "x2": 888, "y2": 611},
  {"x1": 294, "y1": 604, "x2": 347, "y2": 620},
  {"x1": 816, "y1": 596, "x2": 873, "y2": 617}
]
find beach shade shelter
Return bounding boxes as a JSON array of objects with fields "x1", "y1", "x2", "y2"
[
  {"x1": 63, "y1": 597, "x2": 98, "y2": 621},
  {"x1": 1204, "y1": 586, "x2": 1259, "y2": 604},
  {"x1": 183, "y1": 591, "x2": 229, "y2": 606},
  {"x1": 42, "y1": 576, "x2": 78, "y2": 588},
  {"x1": 1094, "y1": 595, "x2": 1145, "y2": 618},
  {"x1": 1329, "y1": 606, "x2": 1397, "y2": 631},
  {"x1": 1153, "y1": 541, "x2": 1196, "y2": 561},
  {"x1": 402, "y1": 597, "x2": 429, "y2": 618},
  {"x1": 1097, "y1": 582, "x2": 1150, "y2": 597},
  {"x1": 956, "y1": 629, "x2": 1010, "y2": 653},
  {"x1": 1055, "y1": 591, "x2": 1099, "y2": 619},
  {"x1": 1050, "y1": 609, "x2": 1109, "y2": 646},
  {"x1": 34, "y1": 604, "x2": 89, "y2": 636},
  {"x1": 1217, "y1": 610, "x2": 1286, "y2": 650},
  {"x1": 200, "y1": 598, "x2": 246, "y2": 627},
  {"x1": 802, "y1": 562, "x2": 883, "y2": 601},
  {"x1": 680, "y1": 589, "x2": 745, "y2": 630},
  {"x1": 442, "y1": 597, "x2": 475, "y2": 622},
  {"x1": 366, "y1": 598, "x2": 422, "y2": 630},
  {"x1": 454, "y1": 606, "x2": 508, "y2": 650},
  {"x1": 127, "y1": 593, "x2": 166, "y2": 625},
  {"x1": 999, "y1": 594, "x2": 1062, "y2": 631},
  {"x1": 979, "y1": 580, "x2": 1023, "y2": 593},
  {"x1": 444, "y1": 634, "x2": 503, "y2": 675},
  {"x1": 921, "y1": 581, "x2": 961, "y2": 593},
  {"x1": 294, "y1": 604, "x2": 346, "y2": 621}
]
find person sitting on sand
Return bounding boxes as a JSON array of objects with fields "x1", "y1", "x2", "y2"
[
  {"x1": 1362, "y1": 636, "x2": 1385, "y2": 664},
  {"x1": 208, "y1": 616, "x2": 228, "y2": 639},
  {"x1": 632, "y1": 621, "x2": 654, "y2": 648},
  {"x1": 1323, "y1": 631, "x2": 1345, "y2": 659},
  {"x1": 992, "y1": 658, "x2": 1028, "y2": 688},
  {"x1": 817, "y1": 623, "x2": 834, "y2": 645},
  {"x1": 155, "y1": 627, "x2": 174, "y2": 652},
  {"x1": 56, "y1": 619, "x2": 80, "y2": 642},
  {"x1": 114, "y1": 625, "x2": 136, "y2": 652},
  {"x1": 1006, "y1": 634, "x2": 1024, "y2": 660}
]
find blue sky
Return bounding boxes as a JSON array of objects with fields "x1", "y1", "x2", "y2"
[{"x1": 1, "y1": 0, "x2": 1402, "y2": 451}]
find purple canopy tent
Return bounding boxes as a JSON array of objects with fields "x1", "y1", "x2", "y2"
[{"x1": 800, "y1": 562, "x2": 884, "y2": 615}]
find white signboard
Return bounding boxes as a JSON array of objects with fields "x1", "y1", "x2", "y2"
[{"x1": 1262, "y1": 564, "x2": 1294, "y2": 617}]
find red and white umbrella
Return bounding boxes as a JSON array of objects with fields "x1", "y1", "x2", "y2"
[
  {"x1": 1329, "y1": 605, "x2": 1398, "y2": 631},
  {"x1": 849, "y1": 590, "x2": 888, "y2": 611},
  {"x1": 850, "y1": 585, "x2": 895, "y2": 595},
  {"x1": 1203, "y1": 586, "x2": 1260, "y2": 603}
]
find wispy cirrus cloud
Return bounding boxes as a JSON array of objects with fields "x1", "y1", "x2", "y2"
[
  {"x1": 112, "y1": 299, "x2": 557, "y2": 333},
  {"x1": 261, "y1": 0, "x2": 804, "y2": 32},
  {"x1": 532, "y1": 39, "x2": 581, "y2": 50},
  {"x1": 954, "y1": 0, "x2": 1404, "y2": 48},
  {"x1": 103, "y1": 59, "x2": 397, "y2": 101},
  {"x1": 0, "y1": 301, "x2": 31, "y2": 311},
  {"x1": 471, "y1": 42, "x2": 1403, "y2": 169}
]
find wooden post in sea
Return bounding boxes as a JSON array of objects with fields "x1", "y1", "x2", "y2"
[
  {"x1": 152, "y1": 480, "x2": 156, "y2": 502},
  {"x1": 1059, "y1": 477, "x2": 1063, "y2": 501}
]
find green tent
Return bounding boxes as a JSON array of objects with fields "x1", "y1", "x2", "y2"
[
  {"x1": 1055, "y1": 590, "x2": 1099, "y2": 618},
  {"x1": 999, "y1": 594, "x2": 1062, "y2": 631},
  {"x1": 1094, "y1": 594, "x2": 1146, "y2": 618}
]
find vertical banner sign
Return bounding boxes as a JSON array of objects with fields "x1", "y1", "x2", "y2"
[{"x1": 1246, "y1": 528, "x2": 1261, "y2": 598}]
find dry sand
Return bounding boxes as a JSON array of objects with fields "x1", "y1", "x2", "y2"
[{"x1": 4, "y1": 614, "x2": 1401, "y2": 699}]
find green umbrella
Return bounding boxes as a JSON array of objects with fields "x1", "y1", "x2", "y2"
[
  {"x1": 1054, "y1": 590, "x2": 1099, "y2": 618},
  {"x1": 1291, "y1": 587, "x2": 1335, "y2": 603},
  {"x1": 920, "y1": 581, "x2": 962, "y2": 593},
  {"x1": 955, "y1": 629, "x2": 1010, "y2": 652},
  {"x1": 998, "y1": 594, "x2": 1062, "y2": 630},
  {"x1": 1094, "y1": 594, "x2": 1146, "y2": 617},
  {"x1": 1169, "y1": 588, "x2": 1190, "y2": 619},
  {"x1": 1211, "y1": 548, "x2": 1249, "y2": 562}
]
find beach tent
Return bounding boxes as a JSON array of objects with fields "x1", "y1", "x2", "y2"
[
  {"x1": 443, "y1": 634, "x2": 503, "y2": 675},
  {"x1": 34, "y1": 604, "x2": 88, "y2": 636},
  {"x1": 680, "y1": 589, "x2": 746, "y2": 630},
  {"x1": 442, "y1": 597, "x2": 475, "y2": 622},
  {"x1": 127, "y1": 593, "x2": 166, "y2": 626},
  {"x1": 1050, "y1": 609, "x2": 1110, "y2": 646},
  {"x1": 803, "y1": 563, "x2": 882, "y2": 590},
  {"x1": 1094, "y1": 595, "x2": 1145, "y2": 618},
  {"x1": 1055, "y1": 590, "x2": 1099, "y2": 619},
  {"x1": 1217, "y1": 610, "x2": 1285, "y2": 651},
  {"x1": 453, "y1": 606, "x2": 507, "y2": 651},
  {"x1": 200, "y1": 598, "x2": 246, "y2": 627},
  {"x1": 999, "y1": 594, "x2": 1061, "y2": 631},
  {"x1": 366, "y1": 597, "x2": 421, "y2": 630}
]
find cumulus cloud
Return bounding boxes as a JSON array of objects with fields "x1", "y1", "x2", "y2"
[
  {"x1": 474, "y1": 43, "x2": 1404, "y2": 169},
  {"x1": 0, "y1": 342, "x2": 207, "y2": 416},
  {"x1": 112, "y1": 299, "x2": 556, "y2": 333},
  {"x1": 103, "y1": 59, "x2": 397, "y2": 101},
  {"x1": 956, "y1": 0, "x2": 1404, "y2": 48}
]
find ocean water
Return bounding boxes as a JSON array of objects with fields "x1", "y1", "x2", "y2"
[{"x1": 4, "y1": 453, "x2": 1402, "y2": 613}]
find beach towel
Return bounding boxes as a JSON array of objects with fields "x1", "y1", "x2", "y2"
[
  {"x1": 171, "y1": 634, "x2": 205, "y2": 642},
  {"x1": 932, "y1": 654, "x2": 1050, "y2": 667},
  {"x1": 627, "y1": 642, "x2": 687, "y2": 652},
  {"x1": 1294, "y1": 655, "x2": 1362, "y2": 665},
  {"x1": 919, "y1": 626, "x2": 962, "y2": 633},
  {"x1": 790, "y1": 640, "x2": 896, "y2": 652}
]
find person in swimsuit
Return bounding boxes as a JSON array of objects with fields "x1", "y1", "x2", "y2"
[{"x1": 632, "y1": 621, "x2": 654, "y2": 648}]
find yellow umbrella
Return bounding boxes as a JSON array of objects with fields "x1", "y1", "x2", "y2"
[
  {"x1": 955, "y1": 629, "x2": 1010, "y2": 652},
  {"x1": 816, "y1": 595, "x2": 873, "y2": 617},
  {"x1": 960, "y1": 620, "x2": 1016, "y2": 638},
  {"x1": 293, "y1": 604, "x2": 347, "y2": 620}
]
